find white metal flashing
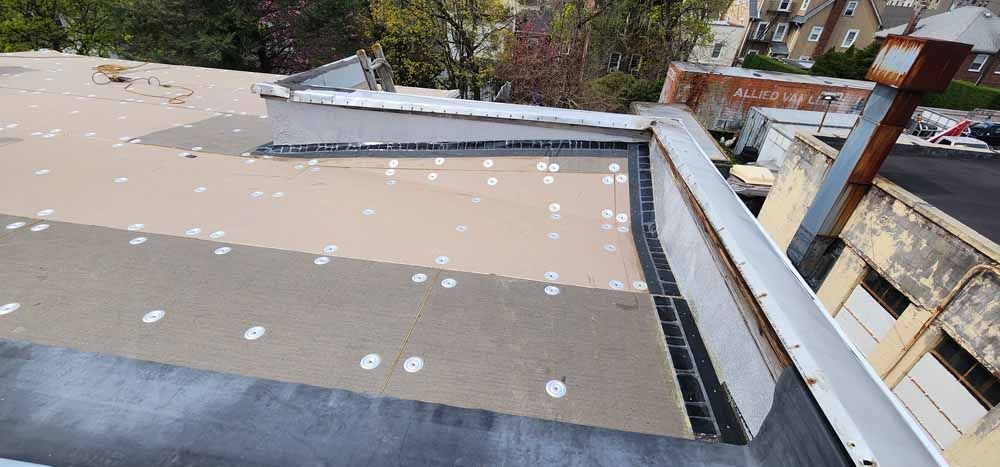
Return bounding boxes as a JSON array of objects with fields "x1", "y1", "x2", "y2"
[{"x1": 653, "y1": 119, "x2": 946, "y2": 467}]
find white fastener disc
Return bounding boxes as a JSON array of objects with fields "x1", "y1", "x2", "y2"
[
  {"x1": 536, "y1": 161, "x2": 548, "y2": 171},
  {"x1": 34, "y1": 169, "x2": 51, "y2": 175},
  {"x1": 455, "y1": 225, "x2": 467, "y2": 232},
  {"x1": 5, "y1": 222, "x2": 26, "y2": 230},
  {"x1": 616, "y1": 213, "x2": 628, "y2": 223},
  {"x1": 272, "y1": 192, "x2": 285, "y2": 198},
  {"x1": 471, "y1": 197, "x2": 481, "y2": 204},
  {"x1": 550, "y1": 213, "x2": 561, "y2": 220},
  {"x1": 0, "y1": 303, "x2": 20, "y2": 315},
  {"x1": 602, "y1": 175, "x2": 613, "y2": 185},
  {"x1": 548, "y1": 203, "x2": 561, "y2": 212},
  {"x1": 603, "y1": 244, "x2": 617, "y2": 252},
  {"x1": 362, "y1": 208, "x2": 375, "y2": 216},
  {"x1": 323, "y1": 244, "x2": 339, "y2": 254},
  {"x1": 209, "y1": 230, "x2": 225, "y2": 239},
  {"x1": 185, "y1": 227, "x2": 201, "y2": 236},
  {"x1": 441, "y1": 278, "x2": 457, "y2": 288},
  {"x1": 142, "y1": 310, "x2": 165, "y2": 323},
  {"x1": 386, "y1": 179, "x2": 398, "y2": 186},
  {"x1": 360, "y1": 353, "x2": 381, "y2": 370},
  {"x1": 411, "y1": 273, "x2": 428, "y2": 283},
  {"x1": 547, "y1": 232, "x2": 559, "y2": 240},
  {"x1": 427, "y1": 172, "x2": 438, "y2": 181},
  {"x1": 294, "y1": 164, "x2": 304, "y2": 170},
  {"x1": 617, "y1": 226, "x2": 629, "y2": 233},
  {"x1": 114, "y1": 177, "x2": 129, "y2": 183},
  {"x1": 389, "y1": 159, "x2": 399, "y2": 168},
  {"x1": 546, "y1": 380, "x2": 567, "y2": 398},
  {"x1": 609, "y1": 163, "x2": 621, "y2": 172},
  {"x1": 36, "y1": 209, "x2": 54, "y2": 217},
  {"x1": 601, "y1": 224, "x2": 612, "y2": 230},
  {"x1": 309, "y1": 167, "x2": 320, "y2": 173},
  {"x1": 244, "y1": 326, "x2": 265, "y2": 340},
  {"x1": 616, "y1": 174, "x2": 628, "y2": 183},
  {"x1": 403, "y1": 356, "x2": 424, "y2": 373},
  {"x1": 609, "y1": 280, "x2": 624, "y2": 290},
  {"x1": 250, "y1": 191, "x2": 264, "y2": 198},
  {"x1": 543, "y1": 175, "x2": 554, "y2": 184},
  {"x1": 434, "y1": 157, "x2": 445, "y2": 165},
  {"x1": 544, "y1": 285, "x2": 560, "y2": 296},
  {"x1": 544, "y1": 271, "x2": 559, "y2": 280},
  {"x1": 307, "y1": 159, "x2": 318, "y2": 166},
  {"x1": 314, "y1": 256, "x2": 330, "y2": 265},
  {"x1": 129, "y1": 236, "x2": 147, "y2": 245},
  {"x1": 243, "y1": 159, "x2": 255, "y2": 165},
  {"x1": 548, "y1": 163, "x2": 560, "y2": 172},
  {"x1": 633, "y1": 281, "x2": 648, "y2": 291},
  {"x1": 30, "y1": 224, "x2": 49, "y2": 232},
  {"x1": 214, "y1": 246, "x2": 231, "y2": 255},
  {"x1": 127, "y1": 223, "x2": 144, "y2": 231},
  {"x1": 487, "y1": 177, "x2": 498, "y2": 186},
  {"x1": 194, "y1": 186, "x2": 207, "y2": 193},
  {"x1": 435, "y1": 255, "x2": 450, "y2": 265},
  {"x1": 385, "y1": 169, "x2": 396, "y2": 176},
  {"x1": 191, "y1": 146, "x2": 203, "y2": 151},
  {"x1": 483, "y1": 159, "x2": 494, "y2": 168},
  {"x1": 600, "y1": 209, "x2": 613, "y2": 219}
]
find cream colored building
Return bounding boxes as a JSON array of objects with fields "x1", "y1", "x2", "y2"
[
  {"x1": 738, "y1": 0, "x2": 884, "y2": 61},
  {"x1": 758, "y1": 132, "x2": 1000, "y2": 466}
]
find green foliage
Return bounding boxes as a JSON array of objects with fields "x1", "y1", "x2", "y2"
[
  {"x1": 742, "y1": 54, "x2": 807, "y2": 75},
  {"x1": 808, "y1": 43, "x2": 879, "y2": 80},
  {"x1": 922, "y1": 80, "x2": 1000, "y2": 111},
  {"x1": 584, "y1": 71, "x2": 663, "y2": 113},
  {"x1": 0, "y1": 0, "x2": 128, "y2": 55}
]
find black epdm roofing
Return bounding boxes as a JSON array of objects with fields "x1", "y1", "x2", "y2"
[{"x1": 819, "y1": 136, "x2": 1000, "y2": 244}]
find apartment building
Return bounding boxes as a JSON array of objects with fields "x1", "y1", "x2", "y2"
[{"x1": 736, "y1": 0, "x2": 883, "y2": 61}]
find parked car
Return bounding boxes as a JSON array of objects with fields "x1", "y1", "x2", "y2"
[
  {"x1": 968, "y1": 121, "x2": 1000, "y2": 148},
  {"x1": 935, "y1": 136, "x2": 992, "y2": 151}
]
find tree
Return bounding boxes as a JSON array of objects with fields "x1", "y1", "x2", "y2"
[
  {"x1": 809, "y1": 42, "x2": 880, "y2": 80},
  {"x1": 119, "y1": 0, "x2": 369, "y2": 74},
  {"x1": 0, "y1": 0, "x2": 128, "y2": 55},
  {"x1": 371, "y1": 0, "x2": 514, "y2": 99}
]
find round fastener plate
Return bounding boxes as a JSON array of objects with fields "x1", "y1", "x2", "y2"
[
  {"x1": 548, "y1": 163, "x2": 560, "y2": 172},
  {"x1": 250, "y1": 191, "x2": 264, "y2": 198},
  {"x1": 434, "y1": 157, "x2": 445, "y2": 165},
  {"x1": 545, "y1": 271, "x2": 559, "y2": 280},
  {"x1": 129, "y1": 236, "x2": 147, "y2": 245},
  {"x1": 609, "y1": 280, "x2": 624, "y2": 290},
  {"x1": 143, "y1": 310, "x2": 165, "y2": 323},
  {"x1": 403, "y1": 356, "x2": 424, "y2": 373},
  {"x1": 243, "y1": 326, "x2": 265, "y2": 340},
  {"x1": 603, "y1": 244, "x2": 617, "y2": 252},
  {"x1": 314, "y1": 256, "x2": 330, "y2": 265},
  {"x1": 609, "y1": 163, "x2": 621, "y2": 172},
  {"x1": 185, "y1": 227, "x2": 202, "y2": 236},
  {"x1": 550, "y1": 213, "x2": 561, "y2": 220},
  {"x1": 34, "y1": 169, "x2": 51, "y2": 175},
  {"x1": 548, "y1": 203, "x2": 561, "y2": 212},
  {"x1": 385, "y1": 168, "x2": 396, "y2": 176},
  {"x1": 546, "y1": 380, "x2": 567, "y2": 398},
  {"x1": 435, "y1": 255, "x2": 450, "y2": 265},
  {"x1": 616, "y1": 174, "x2": 628, "y2": 183},
  {"x1": 536, "y1": 161, "x2": 548, "y2": 172},
  {"x1": 272, "y1": 192, "x2": 285, "y2": 198},
  {"x1": 0, "y1": 303, "x2": 20, "y2": 315},
  {"x1": 411, "y1": 273, "x2": 428, "y2": 283},
  {"x1": 427, "y1": 172, "x2": 438, "y2": 181},
  {"x1": 37, "y1": 208, "x2": 54, "y2": 217},
  {"x1": 471, "y1": 197, "x2": 481, "y2": 204},
  {"x1": 5, "y1": 222, "x2": 26, "y2": 230},
  {"x1": 389, "y1": 159, "x2": 399, "y2": 168},
  {"x1": 209, "y1": 230, "x2": 225, "y2": 239},
  {"x1": 543, "y1": 175, "x2": 554, "y2": 184},
  {"x1": 602, "y1": 175, "x2": 613, "y2": 185},
  {"x1": 307, "y1": 159, "x2": 319, "y2": 166},
  {"x1": 455, "y1": 224, "x2": 467, "y2": 232},
  {"x1": 600, "y1": 209, "x2": 613, "y2": 219},
  {"x1": 194, "y1": 186, "x2": 207, "y2": 193},
  {"x1": 214, "y1": 246, "x2": 232, "y2": 255},
  {"x1": 30, "y1": 224, "x2": 50, "y2": 232},
  {"x1": 633, "y1": 281, "x2": 648, "y2": 291},
  {"x1": 441, "y1": 278, "x2": 457, "y2": 288},
  {"x1": 487, "y1": 177, "x2": 498, "y2": 186},
  {"x1": 360, "y1": 353, "x2": 381, "y2": 370},
  {"x1": 362, "y1": 208, "x2": 375, "y2": 216},
  {"x1": 323, "y1": 244, "x2": 339, "y2": 254},
  {"x1": 547, "y1": 232, "x2": 559, "y2": 240},
  {"x1": 616, "y1": 213, "x2": 628, "y2": 223},
  {"x1": 483, "y1": 159, "x2": 494, "y2": 168},
  {"x1": 544, "y1": 285, "x2": 560, "y2": 296},
  {"x1": 127, "y1": 223, "x2": 144, "y2": 231},
  {"x1": 601, "y1": 224, "x2": 612, "y2": 230}
]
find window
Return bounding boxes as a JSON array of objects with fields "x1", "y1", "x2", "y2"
[
  {"x1": 628, "y1": 54, "x2": 642, "y2": 74},
  {"x1": 746, "y1": 49, "x2": 759, "y2": 56},
  {"x1": 932, "y1": 334, "x2": 1000, "y2": 409},
  {"x1": 860, "y1": 268, "x2": 909, "y2": 319},
  {"x1": 808, "y1": 26, "x2": 823, "y2": 41},
  {"x1": 799, "y1": 55, "x2": 813, "y2": 61},
  {"x1": 777, "y1": 0, "x2": 792, "y2": 11},
  {"x1": 772, "y1": 23, "x2": 789, "y2": 41},
  {"x1": 755, "y1": 22, "x2": 769, "y2": 40},
  {"x1": 969, "y1": 54, "x2": 989, "y2": 72},
  {"x1": 711, "y1": 42, "x2": 725, "y2": 58},
  {"x1": 800, "y1": 0, "x2": 811, "y2": 11},
  {"x1": 841, "y1": 29, "x2": 860, "y2": 48},
  {"x1": 608, "y1": 52, "x2": 622, "y2": 72},
  {"x1": 844, "y1": 0, "x2": 858, "y2": 15}
]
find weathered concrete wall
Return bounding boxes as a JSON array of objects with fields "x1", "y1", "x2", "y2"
[
  {"x1": 940, "y1": 271, "x2": 1000, "y2": 373},
  {"x1": 659, "y1": 63, "x2": 871, "y2": 132},
  {"x1": 757, "y1": 135, "x2": 834, "y2": 251},
  {"x1": 650, "y1": 142, "x2": 781, "y2": 434},
  {"x1": 945, "y1": 406, "x2": 1000, "y2": 467},
  {"x1": 816, "y1": 247, "x2": 867, "y2": 315}
]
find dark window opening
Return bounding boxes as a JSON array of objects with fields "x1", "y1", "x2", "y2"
[
  {"x1": 931, "y1": 334, "x2": 1000, "y2": 409},
  {"x1": 861, "y1": 268, "x2": 909, "y2": 318}
]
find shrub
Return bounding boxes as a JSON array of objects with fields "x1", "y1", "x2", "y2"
[
  {"x1": 922, "y1": 80, "x2": 1000, "y2": 111},
  {"x1": 584, "y1": 72, "x2": 664, "y2": 113},
  {"x1": 742, "y1": 54, "x2": 808, "y2": 75}
]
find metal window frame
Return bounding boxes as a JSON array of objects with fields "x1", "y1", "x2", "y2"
[
  {"x1": 608, "y1": 52, "x2": 622, "y2": 72},
  {"x1": 844, "y1": 0, "x2": 858, "y2": 16},
  {"x1": 808, "y1": 26, "x2": 823, "y2": 41},
  {"x1": 773, "y1": 22, "x2": 789, "y2": 42},
  {"x1": 777, "y1": 0, "x2": 793, "y2": 11},
  {"x1": 969, "y1": 54, "x2": 988, "y2": 72},
  {"x1": 858, "y1": 268, "x2": 909, "y2": 319},
  {"x1": 841, "y1": 29, "x2": 859, "y2": 48},
  {"x1": 930, "y1": 334, "x2": 999, "y2": 410}
]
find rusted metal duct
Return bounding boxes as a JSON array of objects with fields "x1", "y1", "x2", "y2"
[{"x1": 788, "y1": 35, "x2": 972, "y2": 275}]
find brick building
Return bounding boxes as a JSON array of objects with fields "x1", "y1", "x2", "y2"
[
  {"x1": 659, "y1": 61, "x2": 874, "y2": 132},
  {"x1": 876, "y1": 7, "x2": 1000, "y2": 87}
]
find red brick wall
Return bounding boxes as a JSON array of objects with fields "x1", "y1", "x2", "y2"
[
  {"x1": 952, "y1": 53, "x2": 1000, "y2": 88},
  {"x1": 660, "y1": 63, "x2": 873, "y2": 132}
]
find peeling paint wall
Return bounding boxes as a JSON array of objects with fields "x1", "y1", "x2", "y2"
[
  {"x1": 940, "y1": 272, "x2": 1000, "y2": 373},
  {"x1": 816, "y1": 248, "x2": 867, "y2": 315},
  {"x1": 757, "y1": 135, "x2": 833, "y2": 251}
]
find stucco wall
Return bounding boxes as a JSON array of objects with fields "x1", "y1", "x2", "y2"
[{"x1": 757, "y1": 134, "x2": 834, "y2": 251}]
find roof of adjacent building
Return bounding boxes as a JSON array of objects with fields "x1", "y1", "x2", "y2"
[
  {"x1": 671, "y1": 62, "x2": 877, "y2": 89},
  {"x1": 876, "y1": 6, "x2": 1000, "y2": 53}
]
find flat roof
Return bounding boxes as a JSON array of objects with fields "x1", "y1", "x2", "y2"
[{"x1": 671, "y1": 62, "x2": 876, "y2": 90}]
